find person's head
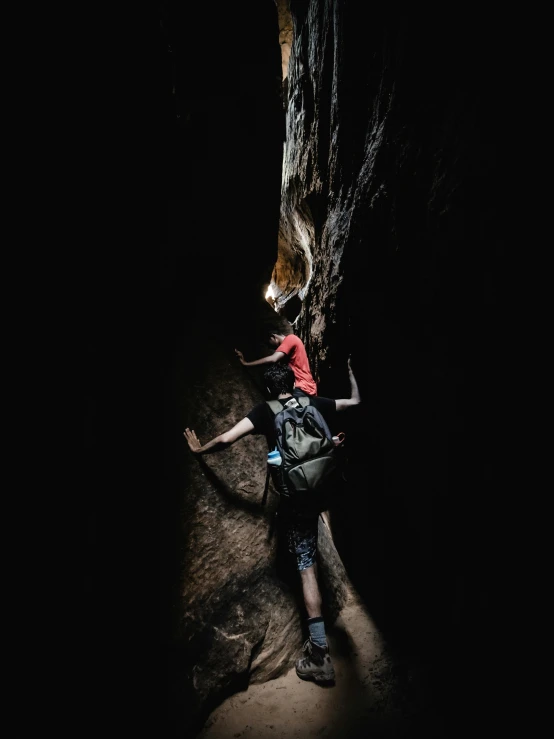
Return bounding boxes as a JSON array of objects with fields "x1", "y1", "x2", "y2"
[
  {"x1": 267, "y1": 331, "x2": 285, "y2": 349},
  {"x1": 264, "y1": 363, "x2": 295, "y2": 397}
]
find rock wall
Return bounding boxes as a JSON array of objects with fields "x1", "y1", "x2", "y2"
[
  {"x1": 171, "y1": 335, "x2": 348, "y2": 727},
  {"x1": 272, "y1": 0, "x2": 508, "y2": 724}
]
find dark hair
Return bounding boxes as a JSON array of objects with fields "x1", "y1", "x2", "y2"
[
  {"x1": 263, "y1": 318, "x2": 293, "y2": 343},
  {"x1": 264, "y1": 363, "x2": 295, "y2": 396}
]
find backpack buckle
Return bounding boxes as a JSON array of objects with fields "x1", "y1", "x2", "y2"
[{"x1": 284, "y1": 397, "x2": 300, "y2": 409}]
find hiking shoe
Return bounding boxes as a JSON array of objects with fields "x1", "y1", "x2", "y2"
[{"x1": 295, "y1": 639, "x2": 335, "y2": 683}]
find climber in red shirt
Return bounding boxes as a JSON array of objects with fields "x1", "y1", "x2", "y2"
[{"x1": 235, "y1": 330, "x2": 318, "y2": 396}]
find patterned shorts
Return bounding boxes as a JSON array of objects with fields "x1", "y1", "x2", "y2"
[{"x1": 284, "y1": 513, "x2": 319, "y2": 571}]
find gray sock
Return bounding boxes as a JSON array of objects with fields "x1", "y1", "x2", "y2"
[{"x1": 307, "y1": 616, "x2": 327, "y2": 648}]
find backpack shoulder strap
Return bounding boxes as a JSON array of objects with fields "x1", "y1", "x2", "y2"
[
  {"x1": 266, "y1": 399, "x2": 283, "y2": 416},
  {"x1": 267, "y1": 396, "x2": 309, "y2": 414}
]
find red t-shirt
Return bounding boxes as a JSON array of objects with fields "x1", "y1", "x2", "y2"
[{"x1": 276, "y1": 334, "x2": 318, "y2": 396}]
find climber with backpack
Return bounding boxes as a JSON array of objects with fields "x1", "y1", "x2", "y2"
[{"x1": 183, "y1": 357, "x2": 361, "y2": 684}]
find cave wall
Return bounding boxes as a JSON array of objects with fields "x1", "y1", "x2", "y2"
[{"x1": 275, "y1": 0, "x2": 508, "y2": 720}]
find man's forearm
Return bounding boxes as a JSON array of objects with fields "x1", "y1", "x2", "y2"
[
  {"x1": 242, "y1": 355, "x2": 274, "y2": 367},
  {"x1": 194, "y1": 435, "x2": 231, "y2": 455},
  {"x1": 334, "y1": 365, "x2": 361, "y2": 411},
  {"x1": 186, "y1": 417, "x2": 254, "y2": 456},
  {"x1": 348, "y1": 367, "x2": 361, "y2": 403}
]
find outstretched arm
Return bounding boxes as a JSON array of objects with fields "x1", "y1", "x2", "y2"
[
  {"x1": 335, "y1": 357, "x2": 361, "y2": 411},
  {"x1": 235, "y1": 348, "x2": 285, "y2": 367},
  {"x1": 184, "y1": 417, "x2": 255, "y2": 456}
]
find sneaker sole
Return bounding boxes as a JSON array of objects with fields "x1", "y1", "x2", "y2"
[{"x1": 296, "y1": 668, "x2": 336, "y2": 683}]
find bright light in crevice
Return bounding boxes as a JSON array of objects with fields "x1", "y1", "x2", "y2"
[{"x1": 265, "y1": 283, "x2": 279, "y2": 312}]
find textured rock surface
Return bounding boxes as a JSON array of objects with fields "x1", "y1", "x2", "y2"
[
  {"x1": 173, "y1": 342, "x2": 349, "y2": 722},
  {"x1": 275, "y1": 0, "x2": 293, "y2": 81},
  {"x1": 267, "y1": 2, "x2": 508, "y2": 733},
  {"x1": 275, "y1": 2, "x2": 505, "y2": 388}
]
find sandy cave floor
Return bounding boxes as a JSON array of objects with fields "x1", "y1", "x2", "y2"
[{"x1": 195, "y1": 580, "x2": 446, "y2": 739}]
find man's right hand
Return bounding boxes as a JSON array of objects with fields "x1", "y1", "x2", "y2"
[
  {"x1": 235, "y1": 348, "x2": 245, "y2": 364},
  {"x1": 184, "y1": 428, "x2": 202, "y2": 453}
]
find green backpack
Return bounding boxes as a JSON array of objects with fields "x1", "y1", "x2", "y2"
[{"x1": 266, "y1": 396, "x2": 337, "y2": 505}]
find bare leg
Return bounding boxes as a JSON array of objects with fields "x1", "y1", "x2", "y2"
[{"x1": 299, "y1": 564, "x2": 322, "y2": 619}]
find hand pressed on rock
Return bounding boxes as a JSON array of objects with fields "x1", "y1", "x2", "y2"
[{"x1": 184, "y1": 428, "x2": 202, "y2": 453}]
